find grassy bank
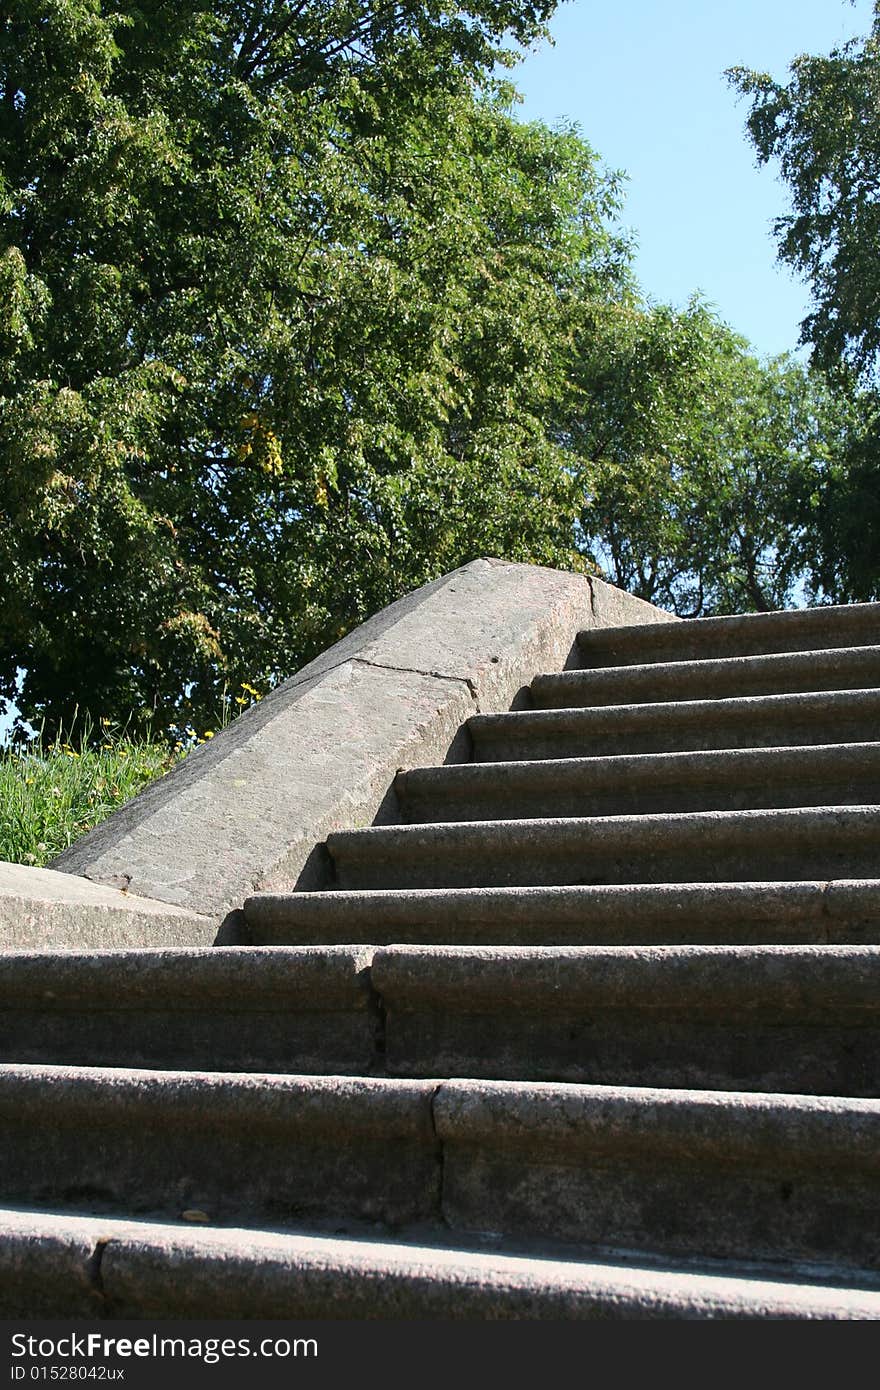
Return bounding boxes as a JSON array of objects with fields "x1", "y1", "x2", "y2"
[
  {"x1": 0, "y1": 722, "x2": 184, "y2": 868},
  {"x1": 1, "y1": 686, "x2": 264, "y2": 868}
]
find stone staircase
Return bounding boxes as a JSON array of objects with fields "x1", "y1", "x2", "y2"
[{"x1": 3, "y1": 601, "x2": 880, "y2": 1318}]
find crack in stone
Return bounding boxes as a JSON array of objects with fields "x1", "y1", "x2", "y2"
[
  {"x1": 586, "y1": 576, "x2": 598, "y2": 624},
  {"x1": 360, "y1": 955, "x2": 388, "y2": 1071},
  {"x1": 86, "y1": 1236, "x2": 111, "y2": 1302},
  {"x1": 427, "y1": 1082, "x2": 450, "y2": 1231},
  {"x1": 351, "y1": 657, "x2": 478, "y2": 699},
  {"x1": 820, "y1": 880, "x2": 835, "y2": 944}
]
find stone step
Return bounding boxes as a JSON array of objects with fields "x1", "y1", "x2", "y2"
[
  {"x1": 3, "y1": 1068, "x2": 880, "y2": 1274},
  {"x1": 434, "y1": 1080, "x2": 880, "y2": 1271},
  {"x1": 5, "y1": 1212, "x2": 878, "y2": 1317},
  {"x1": 531, "y1": 645, "x2": 880, "y2": 708},
  {"x1": 396, "y1": 743, "x2": 880, "y2": 822},
  {"x1": 3, "y1": 1206, "x2": 879, "y2": 1320},
  {"x1": 0, "y1": 948, "x2": 380, "y2": 1073},
  {"x1": 468, "y1": 689, "x2": 880, "y2": 761},
  {"x1": 373, "y1": 945, "x2": 880, "y2": 1094},
  {"x1": 327, "y1": 807, "x2": 880, "y2": 890},
  {"x1": 11, "y1": 941, "x2": 880, "y2": 1088},
  {"x1": 245, "y1": 881, "x2": 880, "y2": 947},
  {"x1": 576, "y1": 602, "x2": 880, "y2": 667},
  {"x1": 0, "y1": 1066, "x2": 440, "y2": 1229}
]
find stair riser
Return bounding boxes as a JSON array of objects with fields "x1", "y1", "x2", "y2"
[
  {"x1": 471, "y1": 705, "x2": 880, "y2": 761},
  {"x1": 0, "y1": 1126, "x2": 438, "y2": 1228},
  {"x1": 435, "y1": 1083, "x2": 880, "y2": 1272},
  {"x1": 532, "y1": 650, "x2": 880, "y2": 708},
  {"x1": 441, "y1": 1151, "x2": 880, "y2": 1272},
  {"x1": 385, "y1": 1012, "x2": 880, "y2": 1095},
  {"x1": 0, "y1": 1011, "x2": 380, "y2": 1074},
  {"x1": 4, "y1": 1069, "x2": 879, "y2": 1285},
  {"x1": 575, "y1": 605, "x2": 880, "y2": 666},
  {"x1": 244, "y1": 883, "x2": 880, "y2": 948},
  {"x1": 330, "y1": 823, "x2": 880, "y2": 891},
  {"x1": 0, "y1": 949, "x2": 380, "y2": 1074},
  {"x1": 334, "y1": 856, "x2": 880, "y2": 890},
  {"x1": 247, "y1": 913, "x2": 880, "y2": 948},
  {"x1": 5, "y1": 1213, "x2": 880, "y2": 1320},
  {"x1": 0, "y1": 1074, "x2": 439, "y2": 1230},
  {"x1": 399, "y1": 775, "x2": 880, "y2": 824},
  {"x1": 91, "y1": 1252, "x2": 880, "y2": 1321}
]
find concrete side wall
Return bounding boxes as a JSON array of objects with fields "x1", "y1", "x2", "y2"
[{"x1": 50, "y1": 559, "x2": 674, "y2": 934}]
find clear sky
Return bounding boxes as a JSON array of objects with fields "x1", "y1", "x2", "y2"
[{"x1": 508, "y1": 0, "x2": 875, "y2": 359}]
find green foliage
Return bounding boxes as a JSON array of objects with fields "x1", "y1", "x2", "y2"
[
  {"x1": 728, "y1": 14, "x2": 880, "y2": 382},
  {"x1": 0, "y1": 0, "x2": 635, "y2": 739},
  {"x1": 791, "y1": 393, "x2": 880, "y2": 603},
  {"x1": 727, "y1": 8, "x2": 880, "y2": 601},
  {"x1": 568, "y1": 297, "x2": 861, "y2": 614},
  {"x1": 0, "y1": 673, "x2": 267, "y2": 863},
  {"x1": 0, "y1": 717, "x2": 182, "y2": 865},
  {"x1": 3, "y1": 0, "x2": 874, "y2": 739}
]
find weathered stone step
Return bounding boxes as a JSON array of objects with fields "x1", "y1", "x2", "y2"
[
  {"x1": 531, "y1": 645, "x2": 880, "y2": 708},
  {"x1": 0, "y1": 1066, "x2": 440, "y2": 1229},
  {"x1": 12, "y1": 940, "x2": 880, "y2": 1086},
  {"x1": 3, "y1": 1068, "x2": 880, "y2": 1274},
  {"x1": 469, "y1": 689, "x2": 880, "y2": 762},
  {"x1": 245, "y1": 881, "x2": 880, "y2": 947},
  {"x1": 0, "y1": 948, "x2": 380, "y2": 1073},
  {"x1": 4, "y1": 1205, "x2": 880, "y2": 1320},
  {"x1": 435, "y1": 1081, "x2": 880, "y2": 1271},
  {"x1": 327, "y1": 807, "x2": 880, "y2": 890},
  {"x1": 576, "y1": 602, "x2": 880, "y2": 667},
  {"x1": 374, "y1": 945, "x2": 880, "y2": 1095},
  {"x1": 396, "y1": 743, "x2": 880, "y2": 822}
]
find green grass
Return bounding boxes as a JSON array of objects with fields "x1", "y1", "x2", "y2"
[
  {"x1": 1, "y1": 684, "x2": 265, "y2": 868},
  {"x1": 0, "y1": 719, "x2": 186, "y2": 868}
]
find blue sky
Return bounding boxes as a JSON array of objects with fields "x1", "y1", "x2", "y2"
[{"x1": 509, "y1": 0, "x2": 875, "y2": 359}]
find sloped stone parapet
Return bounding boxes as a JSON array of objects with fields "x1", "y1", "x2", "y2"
[
  {"x1": 0, "y1": 861, "x2": 214, "y2": 949},
  {"x1": 50, "y1": 559, "x2": 673, "y2": 931}
]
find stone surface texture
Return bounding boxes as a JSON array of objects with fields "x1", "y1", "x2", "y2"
[
  {"x1": 0, "y1": 861, "x2": 213, "y2": 950},
  {"x1": 49, "y1": 559, "x2": 673, "y2": 926},
  {"x1": 4, "y1": 581, "x2": 880, "y2": 1318},
  {"x1": 3, "y1": 1207, "x2": 878, "y2": 1319}
]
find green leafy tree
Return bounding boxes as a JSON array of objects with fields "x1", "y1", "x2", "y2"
[
  {"x1": 729, "y1": 10, "x2": 880, "y2": 381},
  {"x1": 1, "y1": 0, "x2": 635, "y2": 739},
  {"x1": 728, "y1": 8, "x2": 880, "y2": 600},
  {"x1": 6, "y1": 0, "x2": 865, "y2": 742},
  {"x1": 568, "y1": 297, "x2": 859, "y2": 614}
]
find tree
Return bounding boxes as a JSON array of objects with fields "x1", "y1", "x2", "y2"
[
  {"x1": 1, "y1": 0, "x2": 634, "y2": 739},
  {"x1": 567, "y1": 297, "x2": 860, "y2": 615},
  {"x1": 6, "y1": 0, "x2": 865, "y2": 741},
  {"x1": 728, "y1": 8, "x2": 880, "y2": 601},
  {"x1": 728, "y1": 11, "x2": 880, "y2": 381}
]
